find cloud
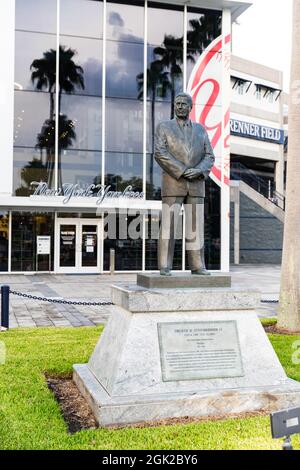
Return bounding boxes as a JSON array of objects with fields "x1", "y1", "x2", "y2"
[{"x1": 108, "y1": 12, "x2": 124, "y2": 27}]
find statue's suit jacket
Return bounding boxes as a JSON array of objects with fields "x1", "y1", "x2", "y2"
[{"x1": 154, "y1": 119, "x2": 215, "y2": 197}]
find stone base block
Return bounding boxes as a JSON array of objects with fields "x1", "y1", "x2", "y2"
[
  {"x1": 73, "y1": 285, "x2": 300, "y2": 427},
  {"x1": 111, "y1": 285, "x2": 260, "y2": 312},
  {"x1": 137, "y1": 273, "x2": 231, "y2": 289},
  {"x1": 74, "y1": 364, "x2": 300, "y2": 427}
]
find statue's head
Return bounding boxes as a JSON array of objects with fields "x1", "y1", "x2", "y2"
[{"x1": 174, "y1": 93, "x2": 193, "y2": 120}]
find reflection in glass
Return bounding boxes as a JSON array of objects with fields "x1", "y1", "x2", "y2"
[
  {"x1": 14, "y1": 91, "x2": 55, "y2": 147},
  {"x1": 147, "y1": 4, "x2": 184, "y2": 46},
  {"x1": 137, "y1": 5, "x2": 185, "y2": 204},
  {"x1": 107, "y1": 1, "x2": 144, "y2": 43},
  {"x1": 15, "y1": 32, "x2": 56, "y2": 91},
  {"x1": 104, "y1": 214, "x2": 143, "y2": 271},
  {"x1": 146, "y1": 101, "x2": 171, "y2": 200},
  {"x1": 11, "y1": 213, "x2": 54, "y2": 271},
  {"x1": 16, "y1": 0, "x2": 57, "y2": 34},
  {"x1": 59, "y1": 149, "x2": 101, "y2": 187},
  {"x1": 186, "y1": 9, "x2": 222, "y2": 84},
  {"x1": 204, "y1": 180, "x2": 221, "y2": 270},
  {"x1": 145, "y1": 211, "x2": 183, "y2": 270},
  {"x1": 145, "y1": 211, "x2": 160, "y2": 270},
  {"x1": 13, "y1": 147, "x2": 53, "y2": 197},
  {"x1": 146, "y1": 154, "x2": 161, "y2": 200},
  {"x1": 0, "y1": 213, "x2": 9, "y2": 272},
  {"x1": 60, "y1": 95, "x2": 102, "y2": 151},
  {"x1": 60, "y1": 37, "x2": 102, "y2": 96},
  {"x1": 14, "y1": 39, "x2": 86, "y2": 190},
  {"x1": 60, "y1": 225, "x2": 76, "y2": 267},
  {"x1": 146, "y1": 101, "x2": 173, "y2": 154},
  {"x1": 60, "y1": 0, "x2": 103, "y2": 38},
  {"x1": 105, "y1": 153, "x2": 143, "y2": 193},
  {"x1": 82, "y1": 225, "x2": 98, "y2": 267},
  {"x1": 106, "y1": 40, "x2": 143, "y2": 99},
  {"x1": 106, "y1": 98, "x2": 143, "y2": 153},
  {"x1": 146, "y1": 44, "x2": 183, "y2": 104}
]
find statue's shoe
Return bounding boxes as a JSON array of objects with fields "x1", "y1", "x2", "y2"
[
  {"x1": 160, "y1": 268, "x2": 172, "y2": 276},
  {"x1": 191, "y1": 269, "x2": 211, "y2": 276}
]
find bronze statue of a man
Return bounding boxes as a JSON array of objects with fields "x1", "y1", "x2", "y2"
[{"x1": 154, "y1": 92, "x2": 215, "y2": 276}]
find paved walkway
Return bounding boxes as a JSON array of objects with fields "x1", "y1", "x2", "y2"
[{"x1": 0, "y1": 265, "x2": 280, "y2": 328}]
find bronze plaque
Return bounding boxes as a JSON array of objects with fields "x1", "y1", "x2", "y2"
[{"x1": 158, "y1": 321, "x2": 244, "y2": 382}]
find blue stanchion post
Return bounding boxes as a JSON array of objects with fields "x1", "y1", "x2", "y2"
[{"x1": 1, "y1": 285, "x2": 10, "y2": 330}]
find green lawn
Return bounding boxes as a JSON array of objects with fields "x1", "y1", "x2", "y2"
[{"x1": 0, "y1": 326, "x2": 300, "y2": 450}]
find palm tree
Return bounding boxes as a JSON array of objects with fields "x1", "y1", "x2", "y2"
[
  {"x1": 30, "y1": 46, "x2": 84, "y2": 187},
  {"x1": 186, "y1": 14, "x2": 222, "y2": 77},
  {"x1": 57, "y1": 45, "x2": 84, "y2": 111},
  {"x1": 153, "y1": 35, "x2": 183, "y2": 119},
  {"x1": 137, "y1": 59, "x2": 171, "y2": 196},
  {"x1": 35, "y1": 115, "x2": 77, "y2": 188},
  {"x1": 278, "y1": 0, "x2": 300, "y2": 331},
  {"x1": 30, "y1": 49, "x2": 56, "y2": 120},
  {"x1": 15, "y1": 158, "x2": 48, "y2": 197}
]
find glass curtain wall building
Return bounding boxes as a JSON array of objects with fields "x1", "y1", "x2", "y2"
[{"x1": 0, "y1": 0, "x2": 250, "y2": 273}]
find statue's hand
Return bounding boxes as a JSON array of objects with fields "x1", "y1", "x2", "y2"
[{"x1": 183, "y1": 168, "x2": 204, "y2": 180}]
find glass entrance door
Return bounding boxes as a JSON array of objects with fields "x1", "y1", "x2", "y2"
[
  {"x1": 81, "y1": 225, "x2": 98, "y2": 268},
  {"x1": 60, "y1": 224, "x2": 76, "y2": 268},
  {"x1": 56, "y1": 219, "x2": 102, "y2": 273}
]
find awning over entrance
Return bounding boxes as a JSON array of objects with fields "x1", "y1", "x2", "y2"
[{"x1": 0, "y1": 195, "x2": 162, "y2": 213}]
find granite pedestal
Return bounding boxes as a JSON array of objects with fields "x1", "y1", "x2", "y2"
[
  {"x1": 73, "y1": 281, "x2": 300, "y2": 427},
  {"x1": 137, "y1": 273, "x2": 231, "y2": 289}
]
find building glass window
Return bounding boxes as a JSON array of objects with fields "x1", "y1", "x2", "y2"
[
  {"x1": 59, "y1": 36, "x2": 102, "y2": 97},
  {"x1": 105, "y1": 2, "x2": 144, "y2": 196},
  {"x1": 203, "y1": 180, "x2": 221, "y2": 270},
  {"x1": 59, "y1": 94, "x2": 102, "y2": 187},
  {"x1": 15, "y1": 0, "x2": 57, "y2": 34},
  {"x1": 106, "y1": 41, "x2": 144, "y2": 99},
  {"x1": 59, "y1": 150, "x2": 102, "y2": 187},
  {"x1": 106, "y1": 98, "x2": 143, "y2": 153},
  {"x1": 146, "y1": 101, "x2": 170, "y2": 200},
  {"x1": 146, "y1": 4, "x2": 184, "y2": 203},
  {"x1": 107, "y1": 1, "x2": 144, "y2": 43},
  {"x1": 0, "y1": 213, "x2": 9, "y2": 272},
  {"x1": 14, "y1": 28, "x2": 57, "y2": 193},
  {"x1": 105, "y1": 153, "x2": 143, "y2": 193},
  {"x1": 11, "y1": 213, "x2": 54, "y2": 272},
  {"x1": 237, "y1": 82, "x2": 245, "y2": 95},
  {"x1": 147, "y1": 3, "x2": 184, "y2": 46},
  {"x1": 13, "y1": 147, "x2": 53, "y2": 197},
  {"x1": 104, "y1": 213, "x2": 143, "y2": 271},
  {"x1": 268, "y1": 91, "x2": 275, "y2": 104},
  {"x1": 59, "y1": 2, "x2": 103, "y2": 188},
  {"x1": 256, "y1": 86, "x2": 262, "y2": 100},
  {"x1": 186, "y1": 8, "x2": 222, "y2": 88},
  {"x1": 12, "y1": 0, "x2": 225, "y2": 272},
  {"x1": 60, "y1": 0, "x2": 103, "y2": 39},
  {"x1": 145, "y1": 211, "x2": 183, "y2": 271}
]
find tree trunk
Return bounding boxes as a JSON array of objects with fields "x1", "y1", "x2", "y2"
[
  {"x1": 150, "y1": 87, "x2": 156, "y2": 196},
  {"x1": 278, "y1": 0, "x2": 300, "y2": 331},
  {"x1": 47, "y1": 90, "x2": 55, "y2": 187},
  {"x1": 171, "y1": 74, "x2": 175, "y2": 120}
]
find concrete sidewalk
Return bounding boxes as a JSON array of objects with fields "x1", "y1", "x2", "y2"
[{"x1": 0, "y1": 265, "x2": 280, "y2": 328}]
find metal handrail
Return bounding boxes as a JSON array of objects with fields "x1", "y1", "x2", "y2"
[{"x1": 230, "y1": 162, "x2": 285, "y2": 210}]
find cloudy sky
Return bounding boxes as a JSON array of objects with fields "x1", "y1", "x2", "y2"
[{"x1": 232, "y1": 0, "x2": 293, "y2": 91}]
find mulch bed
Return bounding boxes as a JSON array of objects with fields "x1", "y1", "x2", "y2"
[
  {"x1": 46, "y1": 374, "x2": 97, "y2": 433},
  {"x1": 45, "y1": 325, "x2": 300, "y2": 433},
  {"x1": 46, "y1": 374, "x2": 269, "y2": 433},
  {"x1": 263, "y1": 324, "x2": 300, "y2": 335}
]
